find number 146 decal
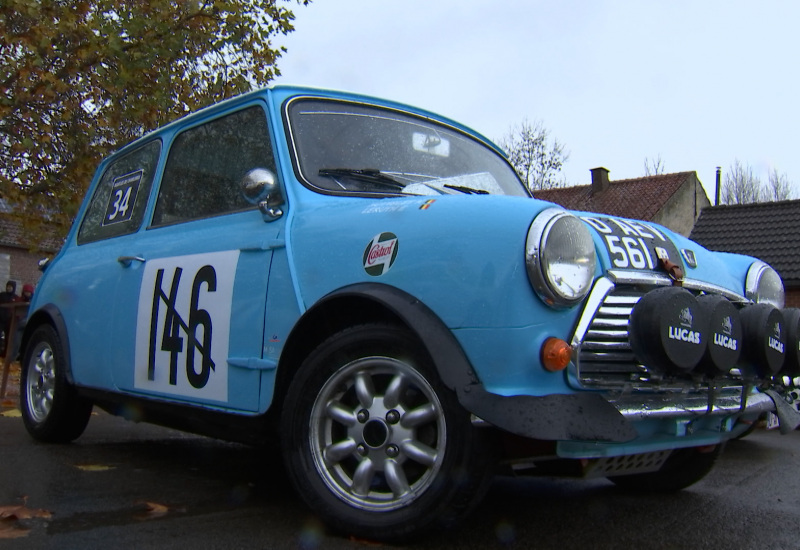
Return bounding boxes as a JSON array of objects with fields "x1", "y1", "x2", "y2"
[{"x1": 134, "y1": 251, "x2": 239, "y2": 402}]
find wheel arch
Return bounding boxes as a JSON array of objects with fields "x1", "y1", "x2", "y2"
[
  {"x1": 272, "y1": 283, "x2": 478, "y2": 415},
  {"x1": 21, "y1": 304, "x2": 75, "y2": 385},
  {"x1": 273, "y1": 283, "x2": 637, "y2": 443}
]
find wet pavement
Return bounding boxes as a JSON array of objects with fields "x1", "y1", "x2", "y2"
[{"x1": 1, "y1": 370, "x2": 799, "y2": 549}]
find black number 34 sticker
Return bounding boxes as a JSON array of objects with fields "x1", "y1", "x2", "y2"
[
  {"x1": 134, "y1": 251, "x2": 238, "y2": 402},
  {"x1": 103, "y1": 170, "x2": 142, "y2": 226}
]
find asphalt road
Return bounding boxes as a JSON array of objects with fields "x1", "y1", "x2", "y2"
[{"x1": 1, "y1": 407, "x2": 798, "y2": 549}]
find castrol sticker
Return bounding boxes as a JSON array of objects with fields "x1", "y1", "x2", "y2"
[{"x1": 363, "y1": 232, "x2": 399, "y2": 276}]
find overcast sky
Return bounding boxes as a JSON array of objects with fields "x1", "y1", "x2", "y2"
[{"x1": 273, "y1": 1, "x2": 800, "y2": 201}]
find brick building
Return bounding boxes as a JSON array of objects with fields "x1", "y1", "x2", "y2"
[
  {"x1": 534, "y1": 168, "x2": 711, "y2": 237},
  {"x1": 0, "y1": 214, "x2": 62, "y2": 294}
]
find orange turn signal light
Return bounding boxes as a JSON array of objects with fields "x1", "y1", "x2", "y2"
[{"x1": 541, "y1": 338, "x2": 573, "y2": 372}]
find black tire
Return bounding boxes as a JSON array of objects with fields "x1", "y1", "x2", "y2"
[
  {"x1": 20, "y1": 325, "x2": 93, "y2": 443},
  {"x1": 608, "y1": 445, "x2": 723, "y2": 492},
  {"x1": 733, "y1": 413, "x2": 763, "y2": 440},
  {"x1": 280, "y1": 323, "x2": 494, "y2": 542}
]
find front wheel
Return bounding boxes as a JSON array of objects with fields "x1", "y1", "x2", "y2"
[
  {"x1": 280, "y1": 324, "x2": 494, "y2": 542},
  {"x1": 608, "y1": 445, "x2": 722, "y2": 492},
  {"x1": 20, "y1": 325, "x2": 92, "y2": 443}
]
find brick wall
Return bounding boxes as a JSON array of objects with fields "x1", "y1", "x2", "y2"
[
  {"x1": 0, "y1": 245, "x2": 47, "y2": 292},
  {"x1": 785, "y1": 288, "x2": 800, "y2": 309}
]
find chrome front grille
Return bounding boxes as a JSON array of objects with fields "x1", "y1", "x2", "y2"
[
  {"x1": 574, "y1": 286, "x2": 647, "y2": 386},
  {"x1": 571, "y1": 272, "x2": 748, "y2": 390}
]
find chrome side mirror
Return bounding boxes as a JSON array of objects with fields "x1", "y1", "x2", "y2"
[{"x1": 240, "y1": 168, "x2": 284, "y2": 222}]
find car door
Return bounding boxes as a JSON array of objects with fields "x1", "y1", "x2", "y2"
[
  {"x1": 110, "y1": 103, "x2": 283, "y2": 412},
  {"x1": 50, "y1": 140, "x2": 162, "y2": 391}
]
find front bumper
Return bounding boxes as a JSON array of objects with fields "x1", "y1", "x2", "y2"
[
  {"x1": 608, "y1": 386, "x2": 774, "y2": 421},
  {"x1": 463, "y1": 382, "x2": 800, "y2": 444},
  {"x1": 462, "y1": 269, "x2": 800, "y2": 443}
]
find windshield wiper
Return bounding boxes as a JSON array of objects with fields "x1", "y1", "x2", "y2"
[
  {"x1": 318, "y1": 168, "x2": 406, "y2": 190},
  {"x1": 443, "y1": 184, "x2": 489, "y2": 195}
]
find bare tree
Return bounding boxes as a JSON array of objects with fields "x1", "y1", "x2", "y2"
[
  {"x1": 766, "y1": 168, "x2": 794, "y2": 201},
  {"x1": 722, "y1": 159, "x2": 763, "y2": 204},
  {"x1": 498, "y1": 119, "x2": 569, "y2": 191},
  {"x1": 644, "y1": 155, "x2": 666, "y2": 176}
]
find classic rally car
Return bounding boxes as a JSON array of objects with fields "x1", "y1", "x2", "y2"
[{"x1": 20, "y1": 85, "x2": 800, "y2": 541}]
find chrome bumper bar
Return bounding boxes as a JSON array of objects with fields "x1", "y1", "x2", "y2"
[{"x1": 609, "y1": 389, "x2": 776, "y2": 420}]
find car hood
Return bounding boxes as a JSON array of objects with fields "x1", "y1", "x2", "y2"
[
  {"x1": 572, "y1": 210, "x2": 751, "y2": 296},
  {"x1": 287, "y1": 195, "x2": 755, "y2": 326}
]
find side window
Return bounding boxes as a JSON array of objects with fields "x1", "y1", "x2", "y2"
[
  {"x1": 152, "y1": 106, "x2": 275, "y2": 226},
  {"x1": 77, "y1": 140, "x2": 161, "y2": 245}
]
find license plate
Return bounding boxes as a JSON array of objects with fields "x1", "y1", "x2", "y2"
[{"x1": 766, "y1": 412, "x2": 780, "y2": 430}]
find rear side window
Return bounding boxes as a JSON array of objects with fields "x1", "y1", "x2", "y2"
[
  {"x1": 152, "y1": 105, "x2": 275, "y2": 226},
  {"x1": 77, "y1": 140, "x2": 161, "y2": 245}
]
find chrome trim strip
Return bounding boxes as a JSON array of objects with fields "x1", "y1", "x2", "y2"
[
  {"x1": 581, "y1": 352, "x2": 636, "y2": 362},
  {"x1": 582, "y1": 340, "x2": 630, "y2": 350},
  {"x1": 682, "y1": 279, "x2": 748, "y2": 302},
  {"x1": 570, "y1": 277, "x2": 614, "y2": 348},
  {"x1": 586, "y1": 329, "x2": 628, "y2": 339},
  {"x1": 597, "y1": 305, "x2": 634, "y2": 316},
  {"x1": 610, "y1": 390, "x2": 775, "y2": 420},
  {"x1": 591, "y1": 318, "x2": 628, "y2": 328},
  {"x1": 606, "y1": 270, "x2": 671, "y2": 286},
  {"x1": 606, "y1": 269, "x2": 747, "y2": 302}
]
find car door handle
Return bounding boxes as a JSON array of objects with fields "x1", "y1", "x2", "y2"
[
  {"x1": 117, "y1": 255, "x2": 145, "y2": 267},
  {"x1": 240, "y1": 238, "x2": 286, "y2": 252}
]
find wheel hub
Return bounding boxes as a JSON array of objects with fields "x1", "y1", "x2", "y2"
[
  {"x1": 26, "y1": 342, "x2": 56, "y2": 423},
  {"x1": 362, "y1": 418, "x2": 389, "y2": 448},
  {"x1": 310, "y1": 356, "x2": 446, "y2": 511}
]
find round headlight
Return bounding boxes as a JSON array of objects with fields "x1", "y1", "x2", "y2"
[
  {"x1": 745, "y1": 261, "x2": 784, "y2": 308},
  {"x1": 526, "y1": 208, "x2": 597, "y2": 307}
]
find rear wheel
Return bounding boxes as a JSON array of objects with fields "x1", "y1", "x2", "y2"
[
  {"x1": 733, "y1": 414, "x2": 763, "y2": 439},
  {"x1": 608, "y1": 445, "x2": 722, "y2": 492},
  {"x1": 280, "y1": 323, "x2": 494, "y2": 542},
  {"x1": 20, "y1": 325, "x2": 92, "y2": 443}
]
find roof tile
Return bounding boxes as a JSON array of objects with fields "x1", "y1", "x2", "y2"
[
  {"x1": 534, "y1": 172, "x2": 694, "y2": 221},
  {"x1": 0, "y1": 215, "x2": 62, "y2": 253},
  {"x1": 690, "y1": 200, "x2": 800, "y2": 284}
]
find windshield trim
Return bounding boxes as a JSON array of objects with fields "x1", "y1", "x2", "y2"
[{"x1": 282, "y1": 95, "x2": 530, "y2": 199}]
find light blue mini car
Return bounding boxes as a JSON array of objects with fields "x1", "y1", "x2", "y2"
[{"x1": 20, "y1": 85, "x2": 800, "y2": 541}]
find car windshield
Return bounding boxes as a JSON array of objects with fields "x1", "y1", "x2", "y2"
[{"x1": 286, "y1": 98, "x2": 529, "y2": 197}]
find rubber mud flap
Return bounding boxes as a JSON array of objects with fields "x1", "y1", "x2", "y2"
[
  {"x1": 764, "y1": 388, "x2": 800, "y2": 434},
  {"x1": 628, "y1": 286, "x2": 708, "y2": 374},
  {"x1": 696, "y1": 294, "x2": 742, "y2": 375},
  {"x1": 457, "y1": 386, "x2": 637, "y2": 443}
]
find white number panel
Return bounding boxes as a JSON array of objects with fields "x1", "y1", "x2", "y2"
[{"x1": 134, "y1": 250, "x2": 239, "y2": 402}]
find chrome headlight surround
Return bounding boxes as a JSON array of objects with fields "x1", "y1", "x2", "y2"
[
  {"x1": 525, "y1": 208, "x2": 597, "y2": 308},
  {"x1": 745, "y1": 260, "x2": 785, "y2": 308}
]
